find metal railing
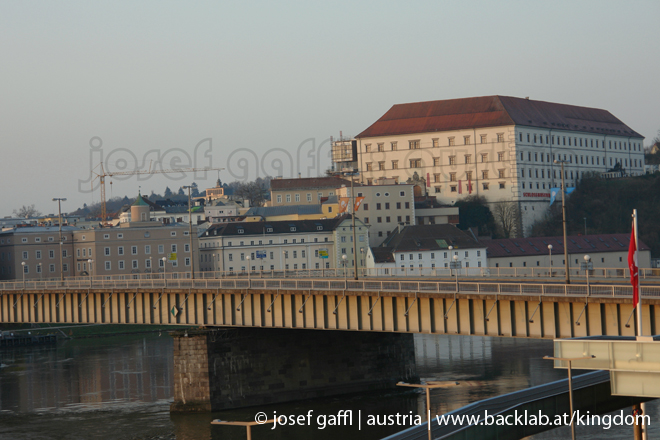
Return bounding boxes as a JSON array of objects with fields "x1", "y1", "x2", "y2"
[{"x1": 2, "y1": 275, "x2": 659, "y2": 300}]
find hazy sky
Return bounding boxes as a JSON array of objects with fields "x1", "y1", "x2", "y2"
[{"x1": 1, "y1": 0, "x2": 658, "y2": 217}]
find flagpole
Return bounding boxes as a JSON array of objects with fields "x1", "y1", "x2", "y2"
[{"x1": 634, "y1": 209, "x2": 641, "y2": 337}]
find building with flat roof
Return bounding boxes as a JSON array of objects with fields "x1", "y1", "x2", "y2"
[
  {"x1": 270, "y1": 176, "x2": 350, "y2": 206},
  {"x1": 352, "y1": 96, "x2": 645, "y2": 236}
]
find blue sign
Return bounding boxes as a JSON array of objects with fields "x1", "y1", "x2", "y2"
[{"x1": 256, "y1": 250, "x2": 267, "y2": 259}]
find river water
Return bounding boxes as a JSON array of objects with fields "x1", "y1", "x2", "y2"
[{"x1": 0, "y1": 331, "x2": 656, "y2": 440}]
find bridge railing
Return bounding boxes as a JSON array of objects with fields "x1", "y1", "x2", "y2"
[{"x1": 2, "y1": 277, "x2": 660, "y2": 300}]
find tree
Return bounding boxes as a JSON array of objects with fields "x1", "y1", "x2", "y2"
[
  {"x1": 454, "y1": 195, "x2": 496, "y2": 236},
  {"x1": 492, "y1": 201, "x2": 520, "y2": 238},
  {"x1": 13, "y1": 204, "x2": 42, "y2": 218},
  {"x1": 164, "y1": 186, "x2": 173, "y2": 197},
  {"x1": 177, "y1": 187, "x2": 185, "y2": 196},
  {"x1": 191, "y1": 182, "x2": 200, "y2": 197},
  {"x1": 234, "y1": 182, "x2": 267, "y2": 207}
]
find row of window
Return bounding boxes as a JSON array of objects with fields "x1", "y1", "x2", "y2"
[
  {"x1": 365, "y1": 152, "x2": 507, "y2": 171},
  {"x1": 433, "y1": 181, "x2": 504, "y2": 194},
  {"x1": 102, "y1": 244, "x2": 188, "y2": 256},
  {"x1": 276, "y1": 192, "x2": 330, "y2": 203},
  {"x1": 221, "y1": 237, "x2": 330, "y2": 247},
  {"x1": 364, "y1": 134, "x2": 506, "y2": 153},
  {"x1": 400, "y1": 261, "x2": 482, "y2": 269},
  {"x1": 519, "y1": 132, "x2": 642, "y2": 152},
  {"x1": 398, "y1": 250, "x2": 481, "y2": 260},
  {"x1": 521, "y1": 151, "x2": 641, "y2": 168},
  {"x1": 364, "y1": 215, "x2": 411, "y2": 224},
  {"x1": 361, "y1": 201, "x2": 410, "y2": 211},
  {"x1": 14, "y1": 263, "x2": 63, "y2": 274},
  {"x1": 226, "y1": 262, "x2": 332, "y2": 272}
]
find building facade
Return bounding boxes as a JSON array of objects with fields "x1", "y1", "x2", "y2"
[
  {"x1": 198, "y1": 215, "x2": 368, "y2": 273},
  {"x1": 270, "y1": 176, "x2": 349, "y2": 206},
  {"x1": 353, "y1": 96, "x2": 645, "y2": 236}
]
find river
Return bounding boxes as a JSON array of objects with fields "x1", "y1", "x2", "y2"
[{"x1": 0, "y1": 331, "x2": 656, "y2": 439}]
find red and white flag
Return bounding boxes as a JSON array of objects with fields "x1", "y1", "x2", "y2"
[{"x1": 628, "y1": 222, "x2": 639, "y2": 308}]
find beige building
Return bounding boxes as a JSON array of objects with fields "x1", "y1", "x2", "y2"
[
  {"x1": 0, "y1": 226, "x2": 76, "y2": 280},
  {"x1": 485, "y1": 234, "x2": 651, "y2": 270},
  {"x1": 353, "y1": 96, "x2": 645, "y2": 236},
  {"x1": 198, "y1": 215, "x2": 368, "y2": 273},
  {"x1": 336, "y1": 182, "x2": 416, "y2": 246},
  {"x1": 270, "y1": 176, "x2": 349, "y2": 206},
  {"x1": 0, "y1": 195, "x2": 198, "y2": 280}
]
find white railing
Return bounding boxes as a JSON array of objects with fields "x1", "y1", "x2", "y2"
[{"x1": 1, "y1": 276, "x2": 659, "y2": 300}]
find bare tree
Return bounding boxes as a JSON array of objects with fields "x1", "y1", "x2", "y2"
[
  {"x1": 492, "y1": 201, "x2": 520, "y2": 238},
  {"x1": 234, "y1": 182, "x2": 267, "y2": 207},
  {"x1": 13, "y1": 204, "x2": 42, "y2": 218}
]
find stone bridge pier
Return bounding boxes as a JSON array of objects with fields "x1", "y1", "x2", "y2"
[{"x1": 170, "y1": 327, "x2": 418, "y2": 412}]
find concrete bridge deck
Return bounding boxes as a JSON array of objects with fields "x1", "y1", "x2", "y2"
[{"x1": 2, "y1": 277, "x2": 660, "y2": 338}]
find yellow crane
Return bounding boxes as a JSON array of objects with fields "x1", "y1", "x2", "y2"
[{"x1": 91, "y1": 162, "x2": 225, "y2": 226}]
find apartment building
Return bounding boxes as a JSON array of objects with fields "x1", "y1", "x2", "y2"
[
  {"x1": 336, "y1": 182, "x2": 416, "y2": 246},
  {"x1": 366, "y1": 224, "x2": 487, "y2": 274},
  {"x1": 353, "y1": 96, "x2": 645, "y2": 236},
  {"x1": 198, "y1": 215, "x2": 368, "y2": 273},
  {"x1": 0, "y1": 226, "x2": 76, "y2": 280},
  {"x1": 270, "y1": 176, "x2": 349, "y2": 206}
]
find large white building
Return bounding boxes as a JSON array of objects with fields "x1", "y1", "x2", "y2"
[{"x1": 352, "y1": 96, "x2": 645, "y2": 236}]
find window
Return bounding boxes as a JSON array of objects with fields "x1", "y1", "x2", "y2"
[
  {"x1": 464, "y1": 155, "x2": 471, "y2": 164},
  {"x1": 363, "y1": 203, "x2": 369, "y2": 210},
  {"x1": 377, "y1": 143, "x2": 384, "y2": 152},
  {"x1": 307, "y1": 193, "x2": 312, "y2": 202},
  {"x1": 433, "y1": 157, "x2": 440, "y2": 166},
  {"x1": 366, "y1": 162, "x2": 373, "y2": 171},
  {"x1": 391, "y1": 142, "x2": 397, "y2": 151},
  {"x1": 405, "y1": 202, "x2": 410, "y2": 209},
  {"x1": 499, "y1": 182, "x2": 505, "y2": 189},
  {"x1": 498, "y1": 152, "x2": 505, "y2": 161},
  {"x1": 105, "y1": 261, "x2": 111, "y2": 270},
  {"x1": 481, "y1": 153, "x2": 488, "y2": 163},
  {"x1": 392, "y1": 160, "x2": 398, "y2": 169},
  {"x1": 465, "y1": 171, "x2": 472, "y2": 181},
  {"x1": 131, "y1": 246, "x2": 138, "y2": 255},
  {"x1": 481, "y1": 134, "x2": 488, "y2": 144},
  {"x1": 434, "y1": 173, "x2": 441, "y2": 183},
  {"x1": 435, "y1": 186, "x2": 441, "y2": 193},
  {"x1": 295, "y1": 194, "x2": 300, "y2": 202},
  {"x1": 118, "y1": 246, "x2": 124, "y2": 255},
  {"x1": 498, "y1": 169, "x2": 505, "y2": 178},
  {"x1": 378, "y1": 161, "x2": 385, "y2": 170},
  {"x1": 482, "y1": 170, "x2": 488, "y2": 179},
  {"x1": 449, "y1": 172, "x2": 457, "y2": 182},
  {"x1": 104, "y1": 247, "x2": 110, "y2": 256},
  {"x1": 450, "y1": 185, "x2": 457, "y2": 192},
  {"x1": 497, "y1": 133, "x2": 504, "y2": 142},
  {"x1": 409, "y1": 140, "x2": 420, "y2": 149},
  {"x1": 464, "y1": 135, "x2": 470, "y2": 145},
  {"x1": 286, "y1": 194, "x2": 291, "y2": 202},
  {"x1": 36, "y1": 250, "x2": 41, "y2": 259},
  {"x1": 483, "y1": 183, "x2": 489, "y2": 190},
  {"x1": 49, "y1": 250, "x2": 54, "y2": 258},
  {"x1": 277, "y1": 195, "x2": 282, "y2": 203},
  {"x1": 449, "y1": 156, "x2": 456, "y2": 165},
  {"x1": 145, "y1": 245, "x2": 151, "y2": 254},
  {"x1": 364, "y1": 217, "x2": 369, "y2": 223},
  {"x1": 448, "y1": 137, "x2": 455, "y2": 146},
  {"x1": 171, "y1": 244, "x2": 177, "y2": 253},
  {"x1": 132, "y1": 260, "x2": 138, "y2": 269},
  {"x1": 409, "y1": 159, "x2": 421, "y2": 168},
  {"x1": 385, "y1": 202, "x2": 390, "y2": 209},
  {"x1": 185, "y1": 257, "x2": 190, "y2": 267},
  {"x1": 365, "y1": 144, "x2": 371, "y2": 152}
]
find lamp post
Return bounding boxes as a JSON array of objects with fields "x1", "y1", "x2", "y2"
[
  {"x1": 397, "y1": 381, "x2": 460, "y2": 440},
  {"x1": 38, "y1": 263, "x2": 42, "y2": 283},
  {"x1": 544, "y1": 355, "x2": 595, "y2": 440},
  {"x1": 182, "y1": 185, "x2": 196, "y2": 280},
  {"x1": 584, "y1": 255, "x2": 591, "y2": 296},
  {"x1": 553, "y1": 160, "x2": 570, "y2": 284},
  {"x1": 334, "y1": 168, "x2": 360, "y2": 280},
  {"x1": 342, "y1": 254, "x2": 347, "y2": 282},
  {"x1": 52, "y1": 198, "x2": 67, "y2": 282},
  {"x1": 548, "y1": 244, "x2": 553, "y2": 277},
  {"x1": 162, "y1": 257, "x2": 167, "y2": 287},
  {"x1": 282, "y1": 251, "x2": 287, "y2": 277},
  {"x1": 360, "y1": 247, "x2": 365, "y2": 277},
  {"x1": 448, "y1": 246, "x2": 454, "y2": 277},
  {"x1": 21, "y1": 261, "x2": 26, "y2": 287},
  {"x1": 452, "y1": 254, "x2": 459, "y2": 291},
  {"x1": 246, "y1": 255, "x2": 251, "y2": 288},
  {"x1": 88, "y1": 259, "x2": 93, "y2": 288}
]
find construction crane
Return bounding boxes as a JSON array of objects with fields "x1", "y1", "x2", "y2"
[{"x1": 90, "y1": 162, "x2": 225, "y2": 226}]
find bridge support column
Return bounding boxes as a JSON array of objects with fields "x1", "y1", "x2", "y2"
[{"x1": 170, "y1": 328, "x2": 417, "y2": 412}]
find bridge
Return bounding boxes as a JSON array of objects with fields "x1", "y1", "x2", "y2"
[{"x1": 3, "y1": 275, "x2": 660, "y2": 413}]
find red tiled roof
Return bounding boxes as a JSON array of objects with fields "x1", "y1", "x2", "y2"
[
  {"x1": 356, "y1": 96, "x2": 643, "y2": 139},
  {"x1": 486, "y1": 234, "x2": 649, "y2": 258},
  {"x1": 270, "y1": 176, "x2": 352, "y2": 191}
]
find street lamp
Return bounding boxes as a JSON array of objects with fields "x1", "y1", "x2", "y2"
[
  {"x1": 38, "y1": 263, "x2": 42, "y2": 283},
  {"x1": 162, "y1": 257, "x2": 167, "y2": 287},
  {"x1": 182, "y1": 184, "x2": 197, "y2": 280},
  {"x1": 21, "y1": 261, "x2": 26, "y2": 287},
  {"x1": 452, "y1": 254, "x2": 459, "y2": 291},
  {"x1": 52, "y1": 198, "x2": 67, "y2": 282},
  {"x1": 360, "y1": 248, "x2": 365, "y2": 277},
  {"x1": 548, "y1": 244, "x2": 553, "y2": 277},
  {"x1": 397, "y1": 381, "x2": 460, "y2": 440},
  {"x1": 543, "y1": 355, "x2": 595, "y2": 440},
  {"x1": 584, "y1": 255, "x2": 591, "y2": 296},
  {"x1": 553, "y1": 160, "x2": 570, "y2": 284},
  {"x1": 342, "y1": 254, "x2": 347, "y2": 282},
  {"x1": 448, "y1": 246, "x2": 453, "y2": 277},
  {"x1": 246, "y1": 255, "x2": 251, "y2": 287},
  {"x1": 88, "y1": 259, "x2": 93, "y2": 288},
  {"x1": 282, "y1": 251, "x2": 287, "y2": 277}
]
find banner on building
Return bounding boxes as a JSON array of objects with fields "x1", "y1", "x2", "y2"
[
  {"x1": 338, "y1": 197, "x2": 350, "y2": 213},
  {"x1": 354, "y1": 196, "x2": 365, "y2": 212}
]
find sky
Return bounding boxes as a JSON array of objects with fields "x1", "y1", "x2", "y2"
[{"x1": 1, "y1": 0, "x2": 658, "y2": 217}]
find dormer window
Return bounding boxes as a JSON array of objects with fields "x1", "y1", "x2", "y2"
[
  {"x1": 317, "y1": 226, "x2": 323, "y2": 231},
  {"x1": 237, "y1": 229, "x2": 244, "y2": 234}
]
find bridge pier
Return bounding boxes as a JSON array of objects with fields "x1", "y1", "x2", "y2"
[{"x1": 170, "y1": 327, "x2": 418, "y2": 412}]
